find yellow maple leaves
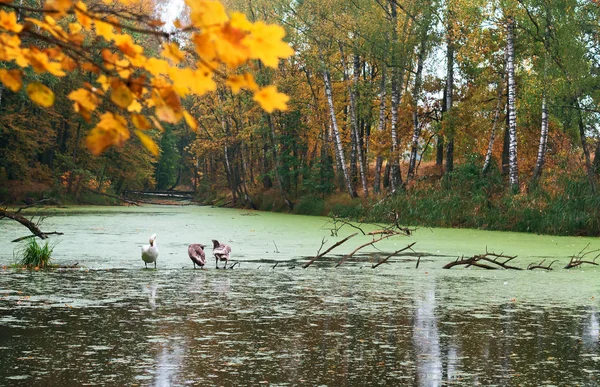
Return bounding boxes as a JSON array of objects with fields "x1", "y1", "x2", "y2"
[
  {"x1": 253, "y1": 86, "x2": 290, "y2": 113},
  {"x1": 86, "y1": 112, "x2": 130, "y2": 155},
  {"x1": 0, "y1": 0, "x2": 294, "y2": 156},
  {"x1": 26, "y1": 82, "x2": 55, "y2": 107},
  {"x1": 0, "y1": 68, "x2": 21, "y2": 91},
  {"x1": 0, "y1": 10, "x2": 23, "y2": 33}
]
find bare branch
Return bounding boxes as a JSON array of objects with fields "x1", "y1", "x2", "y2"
[
  {"x1": 303, "y1": 233, "x2": 358, "y2": 269},
  {"x1": 372, "y1": 242, "x2": 417, "y2": 269}
]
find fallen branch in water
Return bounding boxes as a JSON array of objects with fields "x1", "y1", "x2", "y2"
[
  {"x1": 336, "y1": 232, "x2": 405, "y2": 267},
  {"x1": 372, "y1": 242, "x2": 417, "y2": 269},
  {"x1": 443, "y1": 248, "x2": 521, "y2": 270},
  {"x1": 1, "y1": 201, "x2": 64, "y2": 242},
  {"x1": 527, "y1": 259, "x2": 558, "y2": 270},
  {"x1": 303, "y1": 233, "x2": 358, "y2": 269},
  {"x1": 564, "y1": 244, "x2": 600, "y2": 269},
  {"x1": 11, "y1": 232, "x2": 64, "y2": 243}
]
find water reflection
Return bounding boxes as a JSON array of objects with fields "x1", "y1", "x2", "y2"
[
  {"x1": 412, "y1": 279, "x2": 442, "y2": 386},
  {"x1": 0, "y1": 269, "x2": 599, "y2": 386}
]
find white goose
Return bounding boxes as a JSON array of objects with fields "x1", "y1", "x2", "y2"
[{"x1": 141, "y1": 234, "x2": 158, "y2": 268}]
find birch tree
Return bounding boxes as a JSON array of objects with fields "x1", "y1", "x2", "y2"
[{"x1": 506, "y1": 16, "x2": 519, "y2": 192}]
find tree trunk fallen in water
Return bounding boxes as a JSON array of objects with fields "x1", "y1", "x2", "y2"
[{"x1": 1, "y1": 200, "x2": 64, "y2": 242}]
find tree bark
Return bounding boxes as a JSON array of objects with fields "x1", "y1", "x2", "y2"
[
  {"x1": 388, "y1": 1, "x2": 407, "y2": 191},
  {"x1": 444, "y1": 21, "x2": 455, "y2": 174},
  {"x1": 576, "y1": 99, "x2": 597, "y2": 194},
  {"x1": 506, "y1": 17, "x2": 519, "y2": 192},
  {"x1": 530, "y1": 10, "x2": 551, "y2": 187},
  {"x1": 407, "y1": 22, "x2": 429, "y2": 181},
  {"x1": 351, "y1": 54, "x2": 368, "y2": 197},
  {"x1": 340, "y1": 44, "x2": 368, "y2": 197},
  {"x1": 321, "y1": 55, "x2": 357, "y2": 198},
  {"x1": 267, "y1": 114, "x2": 294, "y2": 210},
  {"x1": 530, "y1": 96, "x2": 548, "y2": 185},
  {"x1": 374, "y1": 64, "x2": 387, "y2": 193},
  {"x1": 483, "y1": 76, "x2": 505, "y2": 174}
]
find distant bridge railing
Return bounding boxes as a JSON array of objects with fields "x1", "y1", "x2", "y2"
[{"x1": 122, "y1": 190, "x2": 195, "y2": 200}]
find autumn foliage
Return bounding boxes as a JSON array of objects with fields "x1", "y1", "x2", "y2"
[{"x1": 0, "y1": 0, "x2": 293, "y2": 155}]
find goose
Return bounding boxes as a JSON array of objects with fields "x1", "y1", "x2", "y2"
[
  {"x1": 188, "y1": 244, "x2": 206, "y2": 269},
  {"x1": 141, "y1": 234, "x2": 158, "y2": 268},
  {"x1": 212, "y1": 239, "x2": 231, "y2": 269}
]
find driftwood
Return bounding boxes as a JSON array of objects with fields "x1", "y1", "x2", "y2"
[
  {"x1": 527, "y1": 259, "x2": 558, "y2": 270},
  {"x1": 443, "y1": 248, "x2": 521, "y2": 270},
  {"x1": 564, "y1": 244, "x2": 600, "y2": 269},
  {"x1": 303, "y1": 233, "x2": 358, "y2": 269},
  {"x1": 371, "y1": 242, "x2": 418, "y2": 269},
  {"x1": 82, "y1": 187, "x2": 139, "y2": 205},
  {"x1": 336, "y1": 232, "x2": 405, "y2": 267},
  {"x1": 1, "y1": 200, "x2": 64, "y2": 242}
]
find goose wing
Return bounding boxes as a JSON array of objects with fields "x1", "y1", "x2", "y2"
[{"x1": 188, "y1": 244, "x2": 206, "y2": 264}]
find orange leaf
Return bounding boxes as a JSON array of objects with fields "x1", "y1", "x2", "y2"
[
  {"x1": 132, "y1": 114, "x2": 152, "y2": 130},
  {"x1": 161, "y1": 42, "x2": 185, "y2": 64},
  {"x1": 26, "y1": 82, "x2": 55, "y2": 107},
  {"x1": 0, "y1": 68, "x2": 22, "y2": 92},
  {"x1": 85, "y1": 112, "x2": 129, "y2": 155},
  {"x1": 68, "y1": 88, "x2": 99, "y2": 111},
  {"x1": 0, "y1": 10, "x2": 23, "y2": 33}
]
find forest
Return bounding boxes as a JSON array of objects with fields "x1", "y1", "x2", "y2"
[{"x1": 1, "y1": 0, "x2": 600, "y2": 236}]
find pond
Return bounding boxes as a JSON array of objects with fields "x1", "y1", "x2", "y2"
[{"x1": 0, "y1": 205, "x2": 599, "y2": 385}]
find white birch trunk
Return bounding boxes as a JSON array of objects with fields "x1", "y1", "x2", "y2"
[
  {"x1": 531, "y1": 96, "x2": 548, "y2": 183},
  {"x1": 483, "y1": 76, "x2": 504, "y2": 174},
  {"x1": 322, "y1": 59, "x2": 356, "y2": 198},
  {"x1": 388, "y1": 0, "x2": 404, "y2": 190},
  {"x1": 531, "y1": 11, "x2": 551, "y2": 186},
  {"x1": 506, "y1": 17, "x2": 519, "y2": 191},
  {"x1": 407, "y1": 29, "x2": 428, "y2": 181},
  {"x1": 350, "y1": 54, "x2": 368, "y2": 197},
  {"x1": 374, "y1": 64, "x2": 386, "y2": 193}
]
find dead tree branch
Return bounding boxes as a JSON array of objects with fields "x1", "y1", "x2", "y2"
[
  {"x1": 372, "y1": 242, "x2": 418, "y2": 269},
  {"x1": 1, "y1": 206, "x2": 64, "y2": 242},
  {"x1": 565, "y1": 244, "x2": 600, "y2": 269},
  {"x1": 527, "y1": 259, "x2": 558, "y2": 270},
  {"x1": 325, "y1": 217, "x2": 366, "y2": 237},
  {"x1": 336, "y1": 232, "x2": 403, "y2": 267},
  {"x1": 443, "y1": 248, "x2": 522, "y2": 270},
  {"x1": 303, "y1": 233, "x2": 358, "y2": 269}
]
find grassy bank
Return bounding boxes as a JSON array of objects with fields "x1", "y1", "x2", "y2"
[{"x1": 217, "y1": 161, "x2": 600, "y2": 237}]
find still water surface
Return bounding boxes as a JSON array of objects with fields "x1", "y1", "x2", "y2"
[{"x1": 0, "y1": 205, "x2": 598, "y2": 385}]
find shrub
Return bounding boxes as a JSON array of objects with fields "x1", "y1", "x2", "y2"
[
  {"x1": 294, "y1": 196, "x2": 325, "y2": 216},
  {"x1": 18, "y1": 238, "x2": 54, "y2": 268}
]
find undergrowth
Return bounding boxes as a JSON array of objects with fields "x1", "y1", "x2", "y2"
[{"x1": 17, "y1": 238, "x2": 55, "y2": 268}]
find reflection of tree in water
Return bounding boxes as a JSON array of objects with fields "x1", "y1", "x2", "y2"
[
  {"x1": 145, "y1": 283, "x2": 157, "y2": 310},
  {"x1": 412, "y1": 278, "x2": 442, "y2": 386},
  {"x1": 582, "y1": 308, "x2": 599, "y2": 352},
  {"x1": 154, "y1": 342, "x2": 185, "y2": 387}
]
